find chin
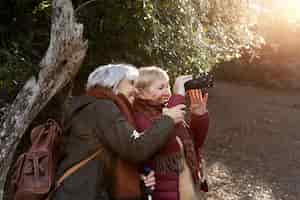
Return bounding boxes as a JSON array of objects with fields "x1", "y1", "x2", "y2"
[
  {"x1": 162, "y1": 98, "x2": 170, "y2": 104},
  {"x1": 159, "y1": 100, "x2": 168, "y2": 105}
]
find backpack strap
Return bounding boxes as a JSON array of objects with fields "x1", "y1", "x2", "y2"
[
  {"x1": 56, "y1": 148, "x2": 103, "y2": 188},
  {"x1": 46, "y1": 147, "x2": 104, "y2": 200}
]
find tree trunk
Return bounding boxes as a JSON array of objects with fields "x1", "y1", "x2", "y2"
[{"x1": 0, "y1": 0, "x2": 87, "y2": 198}]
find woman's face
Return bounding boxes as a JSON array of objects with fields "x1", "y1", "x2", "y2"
[
  {"x1": 139, "y1": 78, "x2": 171, "y2": 104},
  {"x1": 116, "y1": 78, "x2": 138, "y2": 104}
]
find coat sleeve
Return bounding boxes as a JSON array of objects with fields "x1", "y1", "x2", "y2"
[
  {"x1": 167, "y1": 94, "x2": 209, "y2": 150},
  {"x1": 189, "y1": 112, "x2": 209, "y2": 149},
  {"x1": 93, "y1": 100, "x2": 175, "y2": 163}
]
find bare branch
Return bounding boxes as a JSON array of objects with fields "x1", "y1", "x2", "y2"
[{"x1": 0, "y1": 0, "x2": 87, "y2": 198}]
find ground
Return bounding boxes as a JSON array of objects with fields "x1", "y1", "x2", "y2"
[
  {"x1": 202, "y1": 81, "x2": 300, "y2": 200},
  {"x1": 2, "y1": 80, "x2": 299, "y2": 200}
]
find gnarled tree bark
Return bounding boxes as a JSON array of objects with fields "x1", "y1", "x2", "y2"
[{"x1": 0, "y1": 0, "x2": 87, "y2": 198}]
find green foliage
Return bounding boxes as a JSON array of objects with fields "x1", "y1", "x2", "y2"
[
  {"x1": 0, "y1": 45, "x2": 40, "y2": 100},
  {"x1": 0, "y1": 0, "x2": 264, "y2": 99},
  {"x1": 77, "y1": 0, "x2": 264, "y2": 80},
  {"x1": 0, "y1": 0, "x2": 51, "y2": 100}
]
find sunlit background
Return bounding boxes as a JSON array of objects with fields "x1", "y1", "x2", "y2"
[
  {"x1": 254, "y1": 0, "x2": 300, "y2": 22},
  {"x1": 255, "y1": 0, "x2": 300, "y2": 45},
  {"x1": 272, "y1": 0, "x2": 300, "y2": 22},
  {"x1": 217, "y1": 0, "x2": 300, "y2": 89}
]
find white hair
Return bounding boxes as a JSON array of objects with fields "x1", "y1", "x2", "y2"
[{"x1": 86, "y1": 64, "x2": 139, "y2": 92}]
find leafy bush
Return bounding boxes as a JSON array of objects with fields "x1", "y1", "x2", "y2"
[
  {"x1": 0, "y1": 46, "x2": 39, "y2": 101},
  {"x1": 0, "y1": 0, "x2": 51, "y2": 100},
  {"x1": 0, "y1": 0, "x2": 264, "y2": 99},
  {"x1": 77, "y1": 0, "x2": 264, "y2": 80}
]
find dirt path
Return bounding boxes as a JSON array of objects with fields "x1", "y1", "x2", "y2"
[{"x1": 202, "y1": 81, "x2": 300, "y2": 200}]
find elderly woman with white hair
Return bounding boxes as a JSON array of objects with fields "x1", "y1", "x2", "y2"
[{"x1": 52, "y1": 64, "x2": 186, "y2": 200}]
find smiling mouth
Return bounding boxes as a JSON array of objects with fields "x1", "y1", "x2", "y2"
[{"x1": 161, "y1": 97, "x2": 170, "y2": 103}]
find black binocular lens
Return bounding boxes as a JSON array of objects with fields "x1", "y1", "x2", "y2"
[{"x1": 184, "y1": 72, "x2": 214, "y2": 92}]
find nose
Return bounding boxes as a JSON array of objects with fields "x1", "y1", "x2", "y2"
[{"x1": 164, "y1": 88, "x2": 171, "y2": 96}]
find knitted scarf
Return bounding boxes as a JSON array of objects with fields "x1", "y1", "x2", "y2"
[{"x1": 133, "y1": 98, "x2": 201, "y2": 185}]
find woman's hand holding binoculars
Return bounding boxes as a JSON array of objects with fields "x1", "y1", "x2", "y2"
[
  {"x1": 172, "y1": 74, "x2": 210, "y2": 116},
  {"x1": 173, "y1": 75, "x2": 193, "y2": 96}
]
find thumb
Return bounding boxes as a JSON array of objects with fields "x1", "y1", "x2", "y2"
[{"x1": 203, "y1": 93, "x2": 208, "y2": 105}]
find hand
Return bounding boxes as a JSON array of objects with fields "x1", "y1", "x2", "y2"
[
  {"x1": 141, "y1": 170, "x2": 155, "y2": 190},
  {"x1": 173, "y1": 75, "x2": 193, "y2": 96},
  {"x1": 187, "y1": 89, "x2": 208, "y2": 116},
  {"x1": 163, "y1": 104, "x2": 186, "y2": 124}
]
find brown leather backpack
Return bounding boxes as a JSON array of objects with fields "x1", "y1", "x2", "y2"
[{"x1": 12, "y1": 119, "x2": 62, "y2": 200}]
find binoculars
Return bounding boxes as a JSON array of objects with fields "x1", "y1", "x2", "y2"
[{"x1": 184, "y1": 72, "x2": 214, "y2": 94}]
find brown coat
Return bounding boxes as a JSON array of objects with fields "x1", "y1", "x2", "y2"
[{"x1": 52, "y1": 95, "x2": 175, "y2": 200}]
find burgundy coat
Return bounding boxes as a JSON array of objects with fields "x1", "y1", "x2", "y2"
[{"x1": 134, "y1": 95, "x2": 209, "y2": 200}]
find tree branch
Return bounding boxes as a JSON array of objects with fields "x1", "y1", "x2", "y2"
[{"x1": 0, "y1": 0, "x2": 88, "y2": 198}]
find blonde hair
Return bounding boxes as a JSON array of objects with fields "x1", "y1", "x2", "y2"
[{"x1": 136, "y1": 66, "x2": 169, "y2": 90}]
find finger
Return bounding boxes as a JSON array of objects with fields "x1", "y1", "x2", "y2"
[
  {"x1": 175, "y1": 104, "x2": 186, "y2": 110},
  {"x1": 190, "y1": 89, "x2": 198, "y2": 104},
  {"x1": 148, "y1": 170, "x2": 155, "y2": 177},
  {"x1": 183, "y1": 75, "x2": 193, "y2": 81},
  {"x1": 189, "y1": 90, "x2": 194, "y2": 104},
  {"x1": 140, "y1": 175, "x2": 146, "y2": 181},
  {"x1": 188, "y1": 90, "x2": 193, "y2": 104},
  {"x1": 145, "y1": 179, "x2": 156, "y2": 186},
  {"x1": 187, "y1": 90, "x2": 194, "y2": 104},
  {"x1": 195, "y1": 89, "x2": 203, "y2": 102},
  {"x1": 144, "y1": 179, "x2": 156, "y2": 186},
  {"x1": 190, "y1": 89, "x2": 203, "y2": 104},
  {"x1": 144, "y1": 177, "x2": 155, "y2": 183},
  {"x1": 175, "y1": 75, "x2": 192, "y2": 83},
  {"x1": 147, "y1": 176, "x2": 155, "y2": 182},
  {"x1": 144, "y1": 175, "x2": 156, "y2": 185},
  {"x1": 203, "y1": 93, "x2": 208, "y2": 105},
  {"x1": 144, "y1": 171, "x2": 155, "y2": 181},
  {"x1": 179, "y1": 75, "x2": 192, "y2": 79},
  {"x1": 177, "y1": 75, "x2": 193, "y2": 85}
]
